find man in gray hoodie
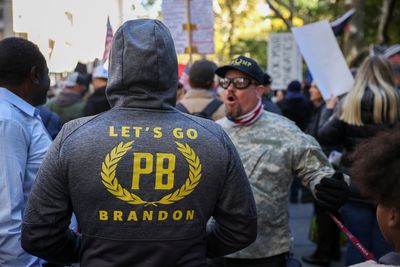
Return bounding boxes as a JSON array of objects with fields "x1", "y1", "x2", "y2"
[{"x1": 21, "y1": 19, "x2": 257, "y2": 267}]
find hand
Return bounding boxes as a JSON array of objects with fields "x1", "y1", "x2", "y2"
[
  {"x1": 315, "y1": 172, "x2": 349, "y2": 211},
  {"x1": 326, "y1": 96, "x2": 339, "y2": 109}
]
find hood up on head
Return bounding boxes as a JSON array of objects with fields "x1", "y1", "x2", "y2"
[{"x1": 106, "y1": 19, "x2": 178, "y2": 109}]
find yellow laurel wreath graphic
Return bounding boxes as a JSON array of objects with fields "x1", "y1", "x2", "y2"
[
  {"x1": 101, "y1": 141, "x2": 146, "y2": 205},
  {"x1": 155, "y1": 142, "x2": 202, "y2": 205},
  {"x1": 100, "y1": 141, "x2": 202, "y2": 206}
]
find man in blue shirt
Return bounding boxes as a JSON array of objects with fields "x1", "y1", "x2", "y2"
[{"x1": 0, "y1": 37, "x2": 51, "y2": 266}]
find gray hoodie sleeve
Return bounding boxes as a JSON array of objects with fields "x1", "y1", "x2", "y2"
[
  {"x1": 21, "y1": 126, "x2": 80, "y2": 264},
  {"x1": 206, "y1": 130, "x2": 257, "y2": 257}
]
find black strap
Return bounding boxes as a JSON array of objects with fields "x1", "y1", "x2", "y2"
[
  {"x1": 175, "y1": 102, "x2": 189, "y2": 113},
  {"x1": 201, "y1": 98, "x2": 223, "y2": 118},
  {"x1": 176, "y1": 98, "x2": 222, "y2": 119}
]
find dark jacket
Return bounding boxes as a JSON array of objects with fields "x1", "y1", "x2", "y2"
[
  {"x1": 37, "y1": 105, "x2": 62, "y2": 140},
  {"x1": 305, "y1": 102, "x2": 325, "y2": 138},
  {"x1": 305, "y1": 103, "x2": 339, "y2": 156},
  {"x1": 318, "y1": 115, "x2": 392, "y2": 166},
  {"x1": 318, "y1": 90, "x2": 398, "y2": 200},
  {"x1": 262, "y1": 95, "x2": 282, "y2": 115},
  {"x1": 21, "y1": 19, "x2": 257, "y2": 267},
  {"x1": 278, "y1": 92, "x2": 312, "y2": 131},
  {"x1": 46, "y1": 89, "x2": 85, "y2": 124},
  {"x1": 84, "y1": 86, "x2": 111, "y2": 116}
]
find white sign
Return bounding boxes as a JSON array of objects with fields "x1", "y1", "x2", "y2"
[
  {"x1": 267, "y1": 33, "x2": 302, "y2": 90},
  {"x1": 291, "y1": 20, "x2": 354, "y2": 100},
  {"x1": 162, "y1": 0, "x2": 214, "y2": 54},
  {"x1": 12, "y1": 0, "x2": 123, "y2": 72},
  {"x1": 162, "y1": 1, "x2": 187, "y2": 54}
]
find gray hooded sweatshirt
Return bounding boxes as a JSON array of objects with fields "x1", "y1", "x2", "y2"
[{"x1": 21, "y1": 19, "x2": 257, "y2": 267}]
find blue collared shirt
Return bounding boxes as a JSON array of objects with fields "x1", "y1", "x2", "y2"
[{"x1": 0, "y1": 87, "x2": 51, "y2": 267}]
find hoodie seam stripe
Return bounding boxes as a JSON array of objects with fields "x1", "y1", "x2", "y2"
[
  {"x1": 154, "y1": 22, "x2": 160, "y2": 92},
  {"x1": 121, "y1": 24, "x2": 126, "y2": 93}
]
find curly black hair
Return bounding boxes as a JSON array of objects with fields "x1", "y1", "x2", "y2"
[
  {"x1": 351, "y1": 125, "x2": 400, "y2": 210},
  {"x1": 0, "y1": 37, "x2": 47, "y2": 86}
]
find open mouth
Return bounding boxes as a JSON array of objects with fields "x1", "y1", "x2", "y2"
[{"x1": 226, "y1": 95, "x2": 236, "y2": 103}]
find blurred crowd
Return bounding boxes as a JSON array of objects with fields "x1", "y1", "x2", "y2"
[{"x1": 1, "y1": 18, "x2": 399, "y2": 267}]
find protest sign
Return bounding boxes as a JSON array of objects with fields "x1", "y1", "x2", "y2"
[
  {"x1": 291, "y1": 20, "x2": 354, "y2": 100},
  {"x1": 268, "y1": 33, "x2": 302, "y2": 90},
  {"x1": 162, "y1": 0, "x2": 214, "y2": 55}
]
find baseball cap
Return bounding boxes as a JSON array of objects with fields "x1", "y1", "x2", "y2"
[
  {"x1": 92, "y1": 65, "x2": 108, "y2": 79},
  {"x1": 384, "y1": 44, "x2": 400, "y2": 59},
  {"x1": 215, "y1": 56, "x2": 266, "y2": 84},
  {"x1": 64, "y1": 72, "x2": 87, "y2": 87},
  {"x1": 263, "y1": 72, "x2": 272, "y2": 86},
  {"x1": 189, "y1": 59, "x2": 217, "y2": 87}
]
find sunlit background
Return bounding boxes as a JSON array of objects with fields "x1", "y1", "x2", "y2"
[
  {"x1": 2, "y1": 0, "x2": 395, "y2": 74},
  {"x1": 8, "y1": 0, "x2": 162, "y2": 72},
  {"x1": 1, "y1": 0, "x2": 279, "y2": 73}
]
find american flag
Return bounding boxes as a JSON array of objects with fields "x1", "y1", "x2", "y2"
[{"x1": 102, "y1": 16, "x2": 114, "y2": 62}]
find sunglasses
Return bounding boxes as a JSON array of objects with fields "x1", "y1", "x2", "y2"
[{"x1": 219, "y1": 77, "x2": 259, "y2": 89}]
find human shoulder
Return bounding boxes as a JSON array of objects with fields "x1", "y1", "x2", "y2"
[
  {"x1": 0, "y1": 111, "x2": 31, "y2": 148},
  {"x1": 87, "y1": 88, "x2": 107, "y2": 101},
  {"x1": 261, "y1": 110, "x2": 292, "y2": 122},
  {"x1": 211, "y1": 103, "x2": 225, "y2": 121},
  {"x1": 216, "y1": 116, "x2": 229, "y2": 127},
  {"x1": 179, "y1": 90, "x2": 217, "y2": 114},
  {"x1": 46, "y1": 98, "x2": 57, "y2": 108},
  {"x1": 56, "y1": 116, "x2": 96, "y2": 144},
  {"x1": 0, "y1": 100, "x2": 34, "y2": 134},
  {"x1": 183, "y1": 88, "x2": 214, "y2": 99},
  {"x1": 379, "y1": 252, "x2": 400, "y2": 266},
  {"x1": 258, "y1": 111, "x2": 320, "y2": 147},
  {"x1": 183, "y1": 112, "x2": 225, "y2": 133},
  {"x1": 0, "y1": 100, "x2": 14, "y2": 120},
  {"x1": 348, "y1": 260, "x2": 389, "y2": 267},
  {"x1": 71, "y1": 98, "x2": 85, "y2": 108},
  {"x1": 175, "y1": 112, "x2": 230, "y2": 146},
  {"x1": 258, "y1": 111, "x2": 300, "y2": 132}
]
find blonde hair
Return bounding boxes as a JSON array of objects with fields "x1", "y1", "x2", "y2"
[{"x1": 340, "y1": 55, "x2": 399, "y2": 126}]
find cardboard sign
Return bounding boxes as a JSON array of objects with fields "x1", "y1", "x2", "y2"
[
  {"x1": 291, "y1": 20, "x2": 354, "y2": 100},
  {"x1": 268, "y1": 33, "x2": 302, "y2": 90},
  {"x1": 162, "y1": 0, "x2": 214, "y2": 54}
]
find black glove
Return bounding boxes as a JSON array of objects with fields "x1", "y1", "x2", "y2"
[{"x1": 315, "y1": 172, "x2": 349, "y2": 211}]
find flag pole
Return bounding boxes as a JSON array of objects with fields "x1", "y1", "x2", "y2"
[{"x1": 186, "y1": 0, "x2": 193, "y2": 64}]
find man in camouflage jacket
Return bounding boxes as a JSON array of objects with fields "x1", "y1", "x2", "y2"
[{"x1": 215, "y1": 56, "x2": 349, "y2": 266}]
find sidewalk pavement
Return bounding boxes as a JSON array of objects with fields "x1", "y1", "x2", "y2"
[{"x1": 289, "y1": 202, "x2": 346, "y2": 267}]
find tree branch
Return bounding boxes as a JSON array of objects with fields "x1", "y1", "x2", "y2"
[
  {"x1": 266, "y1": 0, "x2": 292, "y2": 29},
  {"x1": 377, "y1": 0, "x2": 395, "y2": 45},
  {"x1": 226, "y1": 1, "x2": 236, "y2": 57},
  {"x1": 274, "y1": 0, "x2": 291, "y2": 12}
]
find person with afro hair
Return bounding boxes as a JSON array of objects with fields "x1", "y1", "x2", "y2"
[{"x1": 350, "y1": 126, "x2": 400, "y2": 266}]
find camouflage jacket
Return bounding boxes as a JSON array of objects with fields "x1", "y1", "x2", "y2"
[{"x1": 217, "y1": 111, "x2": 334, "y2": 258}]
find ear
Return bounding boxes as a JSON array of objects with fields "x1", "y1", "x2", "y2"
[
  {"x1": 388, "y1": 208, "x2": 400, "y2": 228},
  {"x1": 29, "y1": 66, "x2": 41, "y2": 85},
  {"x1": 211, "y1": 80, "x2": 217, "y2": 90},
  {"x1": 256, "y1": 85, "x2": 266, "y2": 97}
]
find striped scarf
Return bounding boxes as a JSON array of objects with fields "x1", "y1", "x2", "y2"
[{"x1": 227, "y1": 100, "x2": 263, "y2": 126}]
